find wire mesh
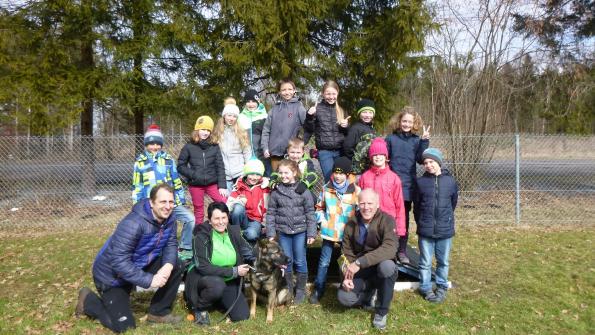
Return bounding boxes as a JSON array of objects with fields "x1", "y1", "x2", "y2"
[{"x1": 1, "y1": 134, "x2": 593, "y2": 226}]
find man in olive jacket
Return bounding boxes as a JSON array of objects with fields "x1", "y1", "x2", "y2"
[{"x1": 337, "y1": 188, "x2": 398, "y2": 330}]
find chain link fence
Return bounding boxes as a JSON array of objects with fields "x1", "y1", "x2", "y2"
[{"x1": 1, "y1": 134, "x2": 593, "y2": 227}]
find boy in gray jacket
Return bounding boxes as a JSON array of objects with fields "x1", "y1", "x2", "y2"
[{"x1": 261, "y1": 78, "x2": 306, "y2": 172}]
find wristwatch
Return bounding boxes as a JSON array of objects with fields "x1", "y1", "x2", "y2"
[{"x1": 355, "y1": 259, "x2": 361, "y2": 266}]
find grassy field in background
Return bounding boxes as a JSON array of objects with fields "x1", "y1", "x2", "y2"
[{"x1": 0, "y1": 222, "x2": 593, "y2": 334}]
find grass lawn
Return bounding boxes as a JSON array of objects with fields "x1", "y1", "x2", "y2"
[{"x1": 0, "y1": 222, "x2": 593, "y2": 334}]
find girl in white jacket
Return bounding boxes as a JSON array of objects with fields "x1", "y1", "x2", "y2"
[{"x1": 212, "y1": 103, "x2": 251, "y2": 193}]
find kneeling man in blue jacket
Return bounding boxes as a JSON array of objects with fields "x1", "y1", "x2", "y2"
[{"x1": 75, "y1": 183, "x2": 184, "y2": 333}]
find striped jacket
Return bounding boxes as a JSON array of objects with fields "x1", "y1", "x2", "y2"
[
  {"x1": 316, "y1": 181, "x2": 360, "y2": 242},
  {"x1": 132, "y1": 150, "x2": 186, "y2": 206}
]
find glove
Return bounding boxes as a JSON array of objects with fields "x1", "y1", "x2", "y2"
[
  {"x1": 269, "y1": 173, "x2": 280, "y2": 190},
  {"x1": 295, "y1": 181, "x2": 307, "y2": 194}
]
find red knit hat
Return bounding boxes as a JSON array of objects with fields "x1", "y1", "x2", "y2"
[{"x1": 368, "y1": 137, "x2": 388, "y2": 158}]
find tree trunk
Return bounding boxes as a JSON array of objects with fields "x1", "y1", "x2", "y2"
[
  {"x1": 133, "y1": 54, "x2": 145, "y2": 155},
  {"x1": 80, "y1": 0, "x2": 96, "y2": 195}
]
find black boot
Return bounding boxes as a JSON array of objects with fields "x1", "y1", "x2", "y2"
[
  {"x1": 285, "y1": 272, "x2": 294, "y2": 300},
  {"x1": 294, "y1": 273, "x2": 308, "y2": 304}
]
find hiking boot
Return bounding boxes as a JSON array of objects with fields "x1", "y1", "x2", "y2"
[
  {"x1": 147, "y1": 313, "x2": 182, "y2": 324},
  {"x1": 193, "y1": 310, "x2": 210, "y2": 326},
  {"x1": 428, "y1": 288, "x2": 447, "y2": 303},
  {"x1": 372, "y1": 313, "x2": 387, "y2": 330},
  {"x1": 397, "y1": 252, "x2": 410, "y2": 264},
  {"x1": 75, "y1": 287, "x2": 92, "y2": 318},
  {"x1": 419, "y1": 289, "x2": 437, "y2": 302}
]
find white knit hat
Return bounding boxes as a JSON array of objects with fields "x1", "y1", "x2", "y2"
[{"x1": 222, "y1": 104, "x2": 240, "y2": 117}]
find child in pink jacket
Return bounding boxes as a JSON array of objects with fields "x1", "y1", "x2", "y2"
[{"x1": 358, "y1": 137, "x2": 406, "y2": 240}]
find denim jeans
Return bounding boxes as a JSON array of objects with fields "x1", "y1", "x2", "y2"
[
  {"x1": 278, "y1": 231, "x2": 307, "y2": 274},
  {"x1": 317, "y1": 149, "x2": 341, "y2": 183},
  {"x1": 174, "y1": 205, "x2": 196, "y2": 250},
  {"x1": 229, "y1": 204, "x2": 262, "y2": 243},
  {"x1": 418, "y1": 236, "x2": 452, "y2": 293},
  {"x1": 313, "y1": 239, "x2": 337, "y2": 297},
  {"x1": 263, "y1": 158, "x2": 273, "y2": 178},
  {"x1": 226, "y1": 177, "x2": 239, "y2": 194}
]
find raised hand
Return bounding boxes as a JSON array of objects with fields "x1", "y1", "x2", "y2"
[
  {"x1": 422, "y1": 125, "x2": 431, "y2": 140},
  {"x1": 307, "y1": 102, "x2": 318, "y2": 115},
  {"x1": 339, "y1": 116, "x2": 351, "y2": 128}
]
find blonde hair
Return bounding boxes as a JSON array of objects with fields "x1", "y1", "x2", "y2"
[
  {"x1": 321, "y1": 80, "x2": 345, "y2": 122},
  {"x1": 211, "y1": 117, "x2": 250, "y2": 149},
  {"x1": 388, "y1": 106, "x2": 424, "y2": 134},
  {"x1": 277, "y1": 159, "x2": 301, "y2": 180},
  {"x1": 191, "y1": 129, "x2": 211, "y2": 144},
  {"x1": 287, "y1": 138, "x2": 305, "y2": 151}
]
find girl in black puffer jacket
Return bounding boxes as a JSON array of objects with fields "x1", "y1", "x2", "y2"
[
  {"x1": 303, "y1": 80, "x2": 350, "y2": 182},
  {"x1": 178, "y1": 116, "x2": 228, "y2": 230},
  {"x1": 266, "y1": 159, "x2": 316, "y2": 304}
]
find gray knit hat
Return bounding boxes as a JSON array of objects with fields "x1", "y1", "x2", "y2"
[{"x1": 422, "y1": 148, "x2": 444, "y2": 166}]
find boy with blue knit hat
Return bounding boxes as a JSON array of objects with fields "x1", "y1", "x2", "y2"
[
  {"x1": 414, "y1": 147, "x2": 458, "y2": 303},
  {"x1": 227, "y1": 158, "x2": 270, "y2": 244},
  {"x1": 132, "y1": 124, "x2": 195, "y2": 258}
]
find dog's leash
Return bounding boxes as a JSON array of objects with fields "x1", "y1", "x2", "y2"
[{"x1": 215, "y1": 265, "x2": 257, "y2": 324}]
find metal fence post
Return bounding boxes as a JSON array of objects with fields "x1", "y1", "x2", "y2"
[{"x1": 515, "y1": 134, "x2": 521, "y2": 224}]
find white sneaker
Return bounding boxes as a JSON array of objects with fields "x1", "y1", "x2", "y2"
[{"x1": 372, "y1": 313, "x2": 387, "y2": 330}]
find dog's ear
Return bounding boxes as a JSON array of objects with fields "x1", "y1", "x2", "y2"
[{"x1": 258, "y1": 239, "x2": 267, "y2": 248}]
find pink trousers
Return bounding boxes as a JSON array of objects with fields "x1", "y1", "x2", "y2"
[{"x1": 188, "y1": 184, "x2": 227, "y2": 224}]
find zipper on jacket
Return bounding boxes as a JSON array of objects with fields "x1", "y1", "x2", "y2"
[
  {"x1": 202, "y1": 152, "x2": 206, "y2": 184},
  {"x1": 147, "y1": 227, "x2": 164, "y2": 267},
  {"x1": 155, "y1": 228, "x2": 164, "y2": 248},
  {"x1": 433, "y1": 175, "x2": 439, "y2": 237}
]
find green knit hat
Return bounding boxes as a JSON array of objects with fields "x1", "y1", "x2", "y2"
[
  {"x1": 243, "y1": 158, "x2": 265, "y2": 176},
  {"x1": 356, "y1": 99, "x2": 375, "y2": 116}
]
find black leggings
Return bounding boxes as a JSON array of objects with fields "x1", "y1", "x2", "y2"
[
  {"x1": 83, "y1": 257, "x2": 184, "y2": 333},
  {"x1": 185, "y1": 273, "x2": 249, "y2": 322},
  {"x1": 398, "y1": 201, "x2": 413, "y2": 253}
]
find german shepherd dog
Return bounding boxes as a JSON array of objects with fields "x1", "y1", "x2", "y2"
[{"x1": 248, "y1": 239, "x2": 291, "y2": 323}]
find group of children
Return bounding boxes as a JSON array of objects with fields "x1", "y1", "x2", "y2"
[{"x1": 133, "y1": 78, "x2": 458, "y2": 306}]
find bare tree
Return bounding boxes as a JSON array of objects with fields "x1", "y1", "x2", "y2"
[{"x1": 424, "y1": 0, "x2": 534, "y2": 189}]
